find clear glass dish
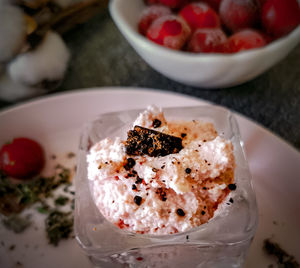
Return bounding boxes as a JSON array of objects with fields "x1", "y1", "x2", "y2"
[{"x1": 75, "y1": 105, "x2": 258, "y2": 268}]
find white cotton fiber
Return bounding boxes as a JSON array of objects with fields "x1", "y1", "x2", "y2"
[
  {"x1": 0, "y1": 73, "x2": 44, "y2": 101},
  {"x1": 0, "y1": 5, "x2": 26, "y2": 62},
  {"x1": 8, "y1": 31, "x2": 70, "y2": 85}
]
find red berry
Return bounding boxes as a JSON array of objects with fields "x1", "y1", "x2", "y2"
[
  {"x1": 261, "y1": 0, "x2": 300, "y2": 38},
  {"x1": 220, "y1": 0, "x2": 260, "y2": 32},
  {"x1": 202, "y1": 0, "x2": 222, "y2": 11},
  {"x1": 188, "y1": 28, "x2": 227, "y2": 52},
  {"x1": 179, "y1": 2, "x2": 220, "y2": 31},
  {"x1": 159, "y1": 0, "x2": 189, "y2": 9},
  {"x1": 0, "y1": 137, "x2": 45, "y2": 179},
  {"x1": 139, "y1": 5, "x2": 172, "y2": 35},
  {"x1": 257, "y1": 0, "x2": 267, "y2": 6},
  {"x1": 225, "y1": 29, "x2": 266, "y2": 53},
  {"x1": 147, "y1": 15, "x2": 191, "y2": 50}
]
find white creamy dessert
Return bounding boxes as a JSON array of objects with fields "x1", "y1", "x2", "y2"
[{"x1": 87, "y1": 106, "x2": 235, "y2": 235}]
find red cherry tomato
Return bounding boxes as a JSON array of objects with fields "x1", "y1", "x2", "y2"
[
  {"x1": 225, "y1": 29, "x2": 266, "y2": 53},
  {"x1": 261, "y1": 0, "x2": 300, "y2": 38},
  {"x1": 0, "y1": 137, "x2": 45, "y2": 179}
]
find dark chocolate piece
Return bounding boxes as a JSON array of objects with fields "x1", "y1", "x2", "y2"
[{"x1": 125, "y1": 126, "x2": 183, "y2": 157}]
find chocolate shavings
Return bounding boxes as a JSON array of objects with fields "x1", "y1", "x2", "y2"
[{"x1": 125, "y1": 126, "x2": 183, "y2": 157}]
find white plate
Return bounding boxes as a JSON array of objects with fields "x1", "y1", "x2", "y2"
[{"x1": 0, "y1": 88, "x2": 299, "y2": 268}]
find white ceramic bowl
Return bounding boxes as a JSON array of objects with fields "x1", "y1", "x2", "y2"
[{"x1": 109, "y1": 0, "x2": 300, "y2": 88}]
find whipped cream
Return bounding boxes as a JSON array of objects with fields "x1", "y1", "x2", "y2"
[{"x1": 87, "y1": 106, "x2": 235, "y2": 234}]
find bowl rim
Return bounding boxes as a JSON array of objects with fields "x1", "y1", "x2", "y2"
[{"x1": 109, "y1": 0, "x2": 300, "y2": 61}]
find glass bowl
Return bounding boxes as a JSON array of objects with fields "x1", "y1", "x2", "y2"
[{"x1": 74, "y1": 105, "x2": 258, "y2": 267}]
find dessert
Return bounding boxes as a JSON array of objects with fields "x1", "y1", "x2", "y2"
[{"x1": 87, "y1": 106, "x2": 236, "y2": 235}]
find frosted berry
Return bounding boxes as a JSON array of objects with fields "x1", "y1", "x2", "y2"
[
  {"x1": 188, "y1": 28, "x2": 227, "y2": 53},
  {"x1": 202, "y1": 0, "x2": 222, "y2": 11},
  {"x1": 226, "y1": 29, "x2": 266, "y2": 53},
  {"x1": 179, "y1": 2, "x2": 220, "y2": 31},
  {"x1": 220, "y1": 0, "x2": 260, "y2": 32},
  {"x1": 147, "y1": 15, "x2": 191, "y2": 50},
  {"x1": 139, "y1": 5, "x2": 172, "y2": 35},
  {"x1": 159, "y1": 0, "x2": 189, "y2": 9},
  {"x1": 261, "y1": 0, "x2": 300, "y2": 38}
]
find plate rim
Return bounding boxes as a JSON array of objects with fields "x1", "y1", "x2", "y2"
[{"x1": 0, "y1": 86, "x2": 299, "y2": 156}]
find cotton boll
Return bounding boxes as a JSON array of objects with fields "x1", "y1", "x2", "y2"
[
  {"x1": 0, "y1": 5, "x2": 26, "y2": 62},
  {"x1": 0, "y1": 73, "x2": 44, "y2": 101},
  {"x1": 8, "y1": 31, "x2": 70, "y2": 86}
]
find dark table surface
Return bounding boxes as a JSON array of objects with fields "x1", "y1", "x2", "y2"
[{"x1": 1, "y1": 10, "x2": 299, "y2": 149}]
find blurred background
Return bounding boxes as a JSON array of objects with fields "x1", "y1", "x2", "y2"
[{"x1": 0, "y1": 0, "x2": 299, "y2": 149}]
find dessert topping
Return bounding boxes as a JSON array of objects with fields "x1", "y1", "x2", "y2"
[
  {"x1": 124, "y1": 157, "x2": 136, "y2": 170},
  {"x1": 185, "y1": 168, "x2": 191, "y2": 174},
  {"x1": 176, "y1": 208, "x2": 185, "y2": 216},
  {"x1": 153, "y1": 119, "x2": 162, "y2": 128},
  {"x1": 125, "y1": 126, "x2": 183, "y2": 157},
  {"x1": 228, "y1": 183, "x2": 236, "y2": 191}
]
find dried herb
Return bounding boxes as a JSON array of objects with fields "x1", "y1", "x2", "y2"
[
  {"x1": 0, "y1": 166, "x2": 71, "y2": 216},
  {"x1": 55, "y1": 196, "x2": 69, "y2": 206},
  {"x1": 45, "y1": 210, "x2": 73, "y2": 246},
  {"x1": 36, "y1": 202, "x2": 51, "y2": 214},
  {"x1": 263, "y1": 239, "x2": 299, "y2": 268},
  {"x1": 2, "y1": 214, "x2": 32, "y2": 234}
]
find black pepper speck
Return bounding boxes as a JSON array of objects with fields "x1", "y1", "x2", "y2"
[
  {"x1": 185, "y1": 168, "x2": 191, "y2": 174},
  {"x1": 124, "y1": 158, "x2": 136, "y2": 170},
  {"x1": 153, "y1": 119, "x2": 161, "y2": 128},
  {"x1": 176, "y1": 208, "x2": 185, "y2": 216},
  {"x1": 134, "y1": 196, "x2": 142, "y2": 206},
  {"x1": 228, "y1": 184, "x2": 237, "y2": 191}
]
